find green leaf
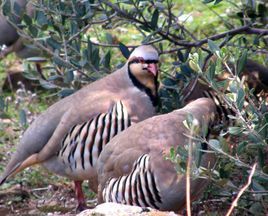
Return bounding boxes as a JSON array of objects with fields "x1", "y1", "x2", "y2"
[
  {"x1": 13, "y1": 2, "x2": 22, "y2": 16},
  {"x1": 22, "y1": 70, "x2": 40, "y2": 81},
  {"x1": 58, "y1": 89, "x2": 75, "y2": 98},
  {"x1": 177, "y1": 50, "x2": 184, "y2": 62},
  {"x1": 66, "y1": 70, "x2": 74, "y2": 83},
  {"x1": 237, "y1": 50, "x2": 247, "y2": 75},
  {"x1": 207, "y1": 61, "x2": 216, "y2": 80},
  {"x1": 176, "y1": 145, "x2": 188, "y2": 159},
  {"x1": 236, "y1": 88, "x2": 245, "y2": 111},
  {"x1": 36, "y1": 11, "x2": 48, "y2": 27},
  {"x1": 208, "y1": 139, "x2": 221, "y2": 150},
  {"x1": 92, "y1": 47, "x2": 100, "y2": 70},
  {"x1": 252, "y1": 180, "x2": 266, "y2": 192},
  {"x1": 258, "y1": 147, "x2": 265, "y2": 168},
  {"x1": 119, "y1": 43, "x2": 130, "y2": 59},
  {"x1": 169, "y1": 147, "x2": 175, "y2": 161},
  {"x1": 39, "y1": 80, "x2": 58, "y2": 89},
  {"x1": 203, "y1": 0, "x2": 214, "y2": 4},
  {"x1": 142, "y1": 33, "x2": 153, "y2": 44},
  {"x1": 23, "y1": 14, "x2": 32, "y2": 26},
  {"x1": 214, "y1": 0, "x2": 223, "y2": 5},
  {"x1": 26, "y1": 57, "x2": 47, "y2": 62},
  {"x1": 139, "y1": 25, "x2": 150, "y2": 32},
  {"x1": 47, "y1": 38, "x2": 62, "y2": 50},
  {"x1": 52, "y1": 56, "x2": 69, "y2": 68},
  {"x1": 2, "y1": 0, "x2": 11, "y2": 16},
  {"x1": 70, "y1": 21, "x2": 79, "y2": 36},
  {"x1": 87, "y1": 37, "x2": 93, "y2": 60},
  {"x1": 101, "y1": 50, "x2": 111, "y2": 69},
  {"x1": 180, "y1": 63, "x2": 194, "y2": 76},
  {"x1": 29, "y1": 26, "x2": 38, "y2": 37},
  {"x1": 207, "y1": 39, "x2": 220, "y2": 57},
  {"x1": 47, "y1": 75, "x2": 62, "y2": 82},
  {"x1": 151, "y1": 9, "x2": 159, "y2": 29},
  {"x1": 228, "y1": 126, "x2": 243, "y2": 135}
]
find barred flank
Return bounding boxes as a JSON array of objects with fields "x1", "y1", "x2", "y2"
[
  {"x1": 58, "y1": 101, "x2": 131, "y2": 171},
  {"x1": 103, "y1": 154, "x2": 162, "y2": 209}
]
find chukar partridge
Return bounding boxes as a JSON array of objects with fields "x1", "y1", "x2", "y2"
[
  {"x1": 0, "y1": 45, "x2": 159, "y2": 211},
  {"x1": 0, "y1": 0, "x2": 38, "y2": 58},
  {"x1": 97, "y1": 98, "x2": 216, "y2": 211}
]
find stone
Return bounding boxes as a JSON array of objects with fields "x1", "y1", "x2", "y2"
[{"x1": 77, "y1": 203, "x2": 180, "y2": 216}]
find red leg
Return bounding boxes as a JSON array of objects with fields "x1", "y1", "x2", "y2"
[{"x1": 74, "y1": 180, "x2": 88, "y2": 212}]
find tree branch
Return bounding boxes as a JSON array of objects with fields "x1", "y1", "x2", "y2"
[{"x1": 225, "y1": 163, "x2": 257, "y2": 216}]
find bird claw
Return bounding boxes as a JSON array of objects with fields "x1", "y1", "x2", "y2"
[{"x1": 76, "y1": 203, "x2": 88, "y2": 213}]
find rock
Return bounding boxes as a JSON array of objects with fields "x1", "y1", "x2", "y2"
[{"x1": 77, "y1": 203, "x2": 180, "y2": 216}]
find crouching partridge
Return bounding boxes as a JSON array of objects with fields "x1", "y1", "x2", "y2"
[
  {"x1": 0, "y1": 45, "x2": 159, "y2": 211},
  {"x1": 97, "y1": 98, "x2": 216, "y2": 211}
]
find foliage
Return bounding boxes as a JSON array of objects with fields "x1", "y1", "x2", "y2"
[{"x1": 0, "y1": 0, "x2": 268, "y2": 214}]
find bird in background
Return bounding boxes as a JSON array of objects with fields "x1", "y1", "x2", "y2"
[
  {"x1": 0, "y1": 0, "x2": 40, "y2": 59},
  {"x1": 0, "y1": 45, "x2": 160, "y2": 211},
  {"x1": 1, "y1": 0, "x2": 46, "y2": 89},
  {"x1": 97, "y1": 98, "x2": 216, "y2": 211}
]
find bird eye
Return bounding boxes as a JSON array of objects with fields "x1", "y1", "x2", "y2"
[{"x1": 138, "y1": 57, "x2": 145, "y2": 64}]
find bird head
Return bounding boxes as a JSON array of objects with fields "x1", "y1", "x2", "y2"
[{"x1": 127, "y1": 45, "x2": 159, "y2": 81}]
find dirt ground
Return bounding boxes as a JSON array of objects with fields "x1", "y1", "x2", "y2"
[
  {"x1": 0, "y1": 173, "x2": 97, "y2": 216},
  {"x1": 0, "y1": 175, "x2": 99, "y2": 216}
]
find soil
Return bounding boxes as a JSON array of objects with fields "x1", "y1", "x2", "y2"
[{"x1": 0, "y1": 179, "x2": 97, "y2": 215}]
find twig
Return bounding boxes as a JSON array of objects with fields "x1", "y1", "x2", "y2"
[
  {"x1": 30, "y1": 186, "x2": 51, "y2": 192},
  {"x1": 67, "y1": 23, "x2": 92, "y2": 44},
  {"x1": 5, "y1": 16, "x2": 96, "y2": 80},
  {"x1": 222, "y1": 61, "x2": 266, "y2": 144},
  {"x1": 186, "y1": 121, "x2": 197, "y2": 216},
  {"x1": 225, "y1": 163, "x2": 257, "y2": 216},
  {"x1": 67, "y1": 13, "x2": 117, "y2": 43},
  {"x1": 6, "y1": 19, "x2": 78, "y2": 69},
  {"x1": 97, "y1": 2, "x2": 268, "y2": 48},
  {"x1": 202, "y1": 35, "x2": 234, "y2": 71},
  {"x1": 99, "y1": 0, "x2": 181, "y2": 45},
  {"x1": 203, "y1": 138, "x2": 268, "y2": 178}
]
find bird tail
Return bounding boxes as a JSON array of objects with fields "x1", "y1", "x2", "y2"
[{"x1": 0, "y1": 153, "x2": 39, "y2": 185}]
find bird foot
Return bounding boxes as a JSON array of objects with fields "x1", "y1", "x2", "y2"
[{"x1": 76, "y1": 203, "x2": 88, "y2": 213}]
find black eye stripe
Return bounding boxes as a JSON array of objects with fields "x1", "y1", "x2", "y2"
[
  {"x1": 145, "y1": 60, "x2": 158, "y2": 64},
  {"x1": 128, "y1": 59, "x2": 158, "y2": 65}
]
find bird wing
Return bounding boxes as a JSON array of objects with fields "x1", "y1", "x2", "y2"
[{"x1": 0, "y1": 71, "x2": 123, "y2": 185}]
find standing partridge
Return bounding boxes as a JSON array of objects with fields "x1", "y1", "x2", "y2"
[
  {"x1": 0, "y1": 45, "x2": 159, "y2": 211},
  {"x1": 97, "y1": 98, "x2": 216, "y2": 211}
]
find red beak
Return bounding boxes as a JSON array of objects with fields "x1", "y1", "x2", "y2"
[{"x1": 147, "y1": 63, "x2": 158, "y2": 76}]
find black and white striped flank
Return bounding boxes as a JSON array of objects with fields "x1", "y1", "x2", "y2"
[
  {"x1": 57, "y1": 101, "x2": 131, "y2": 172},
  {"x1": 103, "y1": 154, "x2": 162, "y2": 209}
]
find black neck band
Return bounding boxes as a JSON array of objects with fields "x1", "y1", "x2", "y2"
[{"x1": 128, "y1": 64, "x2": 158, "y2": 107}]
